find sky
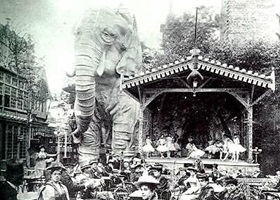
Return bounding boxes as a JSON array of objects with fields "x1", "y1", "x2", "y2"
[{"x1": 0, "y1": 0, "x2": 244, "y2": 94}]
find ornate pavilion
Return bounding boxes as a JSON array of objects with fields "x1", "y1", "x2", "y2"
[{"x1": 122, "y1": 49, "x2": 275, "y2": 166}]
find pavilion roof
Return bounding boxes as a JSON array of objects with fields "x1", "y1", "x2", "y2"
[{"x1": 122, "y1": 55, "x2": 275, "y2": 91}]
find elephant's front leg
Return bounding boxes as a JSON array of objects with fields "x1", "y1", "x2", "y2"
[{"x1": 78, "y1": 117, "x2": 101, "y2": 163}]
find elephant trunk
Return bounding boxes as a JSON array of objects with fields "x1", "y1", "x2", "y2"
[{"x1": 74, "y1": 34, "x2": 103, "y2": 135}]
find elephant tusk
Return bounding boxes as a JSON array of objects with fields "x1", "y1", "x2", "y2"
[{"x1": 96, "y1": 51, "x2": 106, "y2": 76}]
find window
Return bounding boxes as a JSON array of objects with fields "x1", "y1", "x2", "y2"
[
  {"x1": 5, "y1": 74, "x2": 11, "y2": 84},
  {"x1": 19, "y1": 127, "x2": 27, "y2": 158},
  {"x1": 0, "y1": 83, "x2": 3, "y2": 94},
  {"x1": 37, "y1": 101, "x2": 40, "y2": 111},
  {"x1": 12, "y1": 77, "x2": 18, "y2": 86},
  {"x1": 5, "y1": 85, "x2": 10, "y2": 94},
  {"x1": 41, "y1": 102, "x2": 44, "y2": 112},
  {"x1": 7, "y1": 125, "x2": 13, "y2": 158},
  {"x1": 0, "y1": 94, "x2": 2, "y2": 106},
  {"x1": 18, "y1": 90, "x2": 23, "y2": 98},
  {"x1": 17, "y1": 100, "x2": 23, "y2": 110},
  {"x1": 4, "y1": 95, "x2": 10, "y2": 107},
  {"x1": 11, "y1": 88, "x2": 17, "y2": 108},
  {"x1": 24, "y1": 92, "x2": 29, "y2": 110}
]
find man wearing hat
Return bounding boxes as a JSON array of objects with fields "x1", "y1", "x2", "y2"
[
  {"x1": 218, "y1": 177, "x2": 246, "y2": 200},
  {"x1": 210, "y1": 164, "x2": 222, "y2": 183},
  {"x1": 149, "y1": 163, "x2": 171, "y2": 199},
  {"x1": 0, "y1": 159, "x2": 24, "y2": 200},
  {"x1": 195, "y1": 173, "x2": 217, "y2": 200},
  {"x1": 173, "y1": 167, "x2": 191, "y2": 193},
  {"x1": 131, "y1": 163, "x2": 145, "y2": 182}
]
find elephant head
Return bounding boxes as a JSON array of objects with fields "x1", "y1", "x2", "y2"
[{"x1": 71, "y1": 7, "x2": 142, "y2": 140}]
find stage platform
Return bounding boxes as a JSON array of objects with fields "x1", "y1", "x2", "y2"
[{"x1": 145, "y1": 157, "x2": 260, "y2": 175}]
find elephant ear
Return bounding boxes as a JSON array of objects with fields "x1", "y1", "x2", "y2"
[{"x1": 115, "y1": 15, "x2": 142, "y2": 77}]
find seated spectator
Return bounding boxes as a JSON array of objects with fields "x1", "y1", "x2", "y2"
[
  {"x1": 235, "y1": 169, "x2": 244, "y2": 178},
  {"x1": 173, "y1": 168, "x2": 191, "y2": 194},
  {"x1": 218, "y1": 177, "x2": 246, "y2": 200},
  {"x1": 149, "y1": 163, "x2": 171, "y2": 199},
  {"x1": 134, "y1": 173, "x2": 159, "y2": 200},
  {"x1": 193, "y1": 156, "x2": 205, "y2": 173},
  {"x1": 195, "y1": 173, "x2": 216, "y2": 200},
  {"x1": 209, "y1": 164, "x2": 222, "y2": 183},
  {"x1": 180, "y1": 176, "x2": 201, "y2": 200},
  {"x1": 131, "y1": 164, "x2": 145, "y2": 182},
  {"x1": 0, "y1": 159, "x2": 24, "y2": 200}
]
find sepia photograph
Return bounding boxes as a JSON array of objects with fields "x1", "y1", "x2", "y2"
[{"x1": 0, "y1": 0, "x2": 280, "y2": 199}]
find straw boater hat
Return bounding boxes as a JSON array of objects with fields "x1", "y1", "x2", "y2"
[
  {"x1": 186, "y1": 166, "x2": 198, "y2": 172},
  {"x1": 149, "y1": 163, "x2": 163, "y2": 172},
  {"x1": 135, "y1": 175, "x2": 159, "y2": 187},
  {"x1": 186, "y1": 176, "x2": 198, "y2": 184},
  {"x1": 79, "y1": 160, "x2": 97, "y2": 171},
  {"x1": 46, "y1": 161, "x2": 65, "y2": 171},
  {"x1": 196, "y1": 173, "x2": 209, "y2": 181},
  {"x1": 224, "y1": 177, "x2": 238, "y2": 186},
  {"x1": 129, "y1": 190, "x2": 142, "y2": 200}
]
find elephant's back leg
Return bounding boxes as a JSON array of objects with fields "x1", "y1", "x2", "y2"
[
  {"x1": 78, "y1": 110, "x2": 102, "y2": 163},
  {"x1": 109, "y1": 90, "x2": 139, "y2": 156}
]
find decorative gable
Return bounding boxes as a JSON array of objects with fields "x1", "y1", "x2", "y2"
[{"x1": 123, "y1": 55, "x2": 275, "y2": 91}]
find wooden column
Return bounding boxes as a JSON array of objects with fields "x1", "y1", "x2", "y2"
[
  {"x1": 246, "y1": 105, "x2": 253, "y2": 162},
  {"x1": 138, "y1": 105, "x2": 144, "y2": 153}
]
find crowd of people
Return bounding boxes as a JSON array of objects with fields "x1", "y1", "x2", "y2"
[{"x1": 2, "y1": 149, "x2": 280, "y2": 200}]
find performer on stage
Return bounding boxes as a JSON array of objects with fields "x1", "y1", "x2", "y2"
[
  {"x1": 185, "y1": 137, "x2": 205, "y2": 159},
  {"x1": 174, "y1": 138, "x2": 182, "y2": 157},
  {"x1": 166, "y1": 134, "x2": 177, "y2": 158},
  {"x1": 156, "y1": 135, "x2": 168, "y2": 158},
  {"x1": 233, "y1": 134, "x2": 246, "y2": 161},
  {"x1": 142, "y1": 136, "x2": 155, "y2": 158},
  {"x1": 221, "y1": 136, "x2": 236, "y2": 161},
  {"x1": 205, "y1": 140, "x2": 224, "y2": 159}
]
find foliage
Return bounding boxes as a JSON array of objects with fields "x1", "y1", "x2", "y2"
[
  {"x1": 155, "y1": 6, "x2": 219, "y2": 65},
  {"x1": 0, "y1": 23, "x2": 49, "y2": 102}
]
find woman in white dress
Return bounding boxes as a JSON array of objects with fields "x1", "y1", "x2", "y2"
[
  {"x1": 34, "y1": 145, "x2": 56, "y2": 177},
  {"x1": 233, "y1": 134, "x2": 246, "y2": 161},
  {"x1": 185, "y1": 137, "x2": 205, "y2": 159},
  {"x1": 205, "y1": 140, "x2": 224, "y2": 159},
  {"x1": 222, "y1": 137, "x2": 237, "y2": 161},
  {"x1": 166, "y1": 135, "x2": 177, "y2": 158},
  {"x1": 156, "y1": 135, "x2": 168, "y2": 158},
  {"x1": 142, "y1": 136, "x2": 155, "y2": 158}
]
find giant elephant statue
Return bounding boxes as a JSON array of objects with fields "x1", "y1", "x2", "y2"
[{"x1": 68, "y1": 6, "x2": 142, "y2": 163}]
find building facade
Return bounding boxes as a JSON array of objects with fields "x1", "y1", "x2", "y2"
[{"x1": 0, "y1": 64, "x2": 50, "y2": 161}]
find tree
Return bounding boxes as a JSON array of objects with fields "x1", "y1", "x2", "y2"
[
  {"x1": 157, "y1": 6, "x2": 219, "y2": 65},
  {"x1": 0, "y1": 23, "x2": 36, "y2": 74},
  {"x1": 0, "y1": 22, "x2": 50, "y2": 107}
]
